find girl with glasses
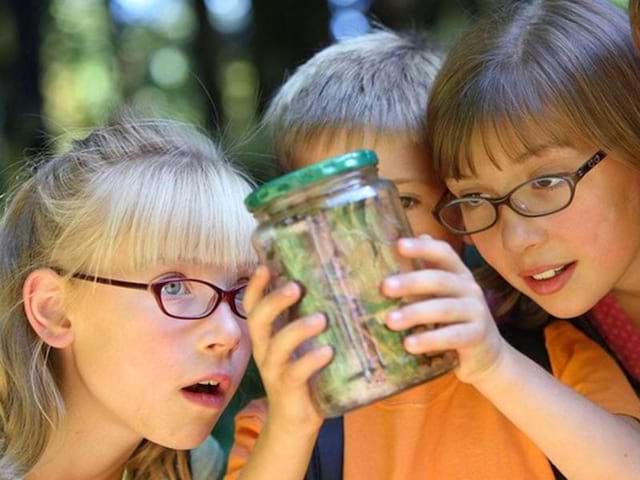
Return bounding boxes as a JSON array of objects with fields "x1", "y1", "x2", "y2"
[
  {"x1": 427, "y1": 0, "x2": 640, "y2": 389},
  {"x1": 0, "y1": 116, "x2": 257, "y2": 479},
  {"x1": 226, "y1": 21, "x2": 640, "y2": 480}
]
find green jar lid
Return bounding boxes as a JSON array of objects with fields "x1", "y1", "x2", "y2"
[{"x1": 245, "y1": 149, "x2": 378, "y2": 211}]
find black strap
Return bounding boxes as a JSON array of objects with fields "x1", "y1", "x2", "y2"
[
  {"x1": 500, "y1": 322, "x2": 551, "y2": 372},
  {"x1": 305, "y1": 416, "x2": 344, "y2": 480}
]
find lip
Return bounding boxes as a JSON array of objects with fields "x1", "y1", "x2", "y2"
[
  {"x1": 520, "y1": 261, "x2": 577, "y2": 296},
  {"x1": 180, "y1": 373, "x2": 232, "y2": 410}
]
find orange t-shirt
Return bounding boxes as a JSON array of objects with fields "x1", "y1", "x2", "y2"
[{"x1": 225, "y1": 321, "x2": 640, "y2": 480}]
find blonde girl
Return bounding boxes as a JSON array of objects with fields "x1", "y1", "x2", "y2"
[{"x1": 0, "y1": 117, "x2": 257, "y2": 479}]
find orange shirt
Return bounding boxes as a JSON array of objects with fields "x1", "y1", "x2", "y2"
[{"x1": 225, "y1": 321, "x2": 640, "y2": 480}]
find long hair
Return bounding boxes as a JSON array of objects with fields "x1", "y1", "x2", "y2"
[
  {"x1": 0, "y1": 117, "x2": 256, "y2": 479},
  {"x1": 426, "y1": 0, "x2": 640, "y2": 319}
]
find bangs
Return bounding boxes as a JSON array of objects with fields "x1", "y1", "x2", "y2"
[
  {"x1": 433, "y1": 67, "x2": 580, "y2": 180},
  {"x1": 81, "y1": 158, "x2": 257, "y2": 277}
]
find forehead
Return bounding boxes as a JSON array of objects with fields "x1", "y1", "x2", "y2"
[
  {"x1": 453, "y1": 125, "x2": 581, "y2": 179},
  {"x1": 290, "y1": 130, "x2": 441, "y2": 185}
]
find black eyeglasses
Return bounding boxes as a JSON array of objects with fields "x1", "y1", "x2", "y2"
[
  {"x1": 72, "y1": 273, "x2": 248, "y2": 320},
  {"x1": 433, "y1": 151, "x2": 607, "y2": 235}
]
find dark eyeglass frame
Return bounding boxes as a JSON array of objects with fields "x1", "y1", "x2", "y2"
[
  {"x1": 432, "y1": 150, "x2": 608, "y2": 235},
  {"x1": 72, "y1": 273, "x2": 248, "y2": 320}
]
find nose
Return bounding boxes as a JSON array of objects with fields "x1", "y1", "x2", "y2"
[
  {"x1": 499, "y1": 207, "x2": 547, "y2": 254},
  {"x1": 201, "y1": 302, "x2": 243, "y2": 355}
]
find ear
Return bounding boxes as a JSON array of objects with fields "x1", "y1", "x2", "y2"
[
  {"x1": 23, "y1": 268, "x2": 73, "y2": 349},
  {"x1": 463, "y1": 235, "x2": 474, "y2": 246}
]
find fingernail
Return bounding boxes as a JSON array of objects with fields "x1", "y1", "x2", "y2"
[
  {"x1": 284, "y1": 282, "x2": 298, "y2": 296},
  {"x1": 305, "y1": 313, "x2": 325, "y2": 327},
  {"x1": 399, "y1": 238, "x2": 416, "y2": 249},
  {"x1": 404, "y1": 336, "x2": 418, "y2": 352},
  {"x1": 316, "y1": 345, "x2": 334, "y2": 358},
  {"x1": 384, "y1": 277, "x2": 400, "y2": 292},
  {"x1": 387, "y1": 310, "x2": 402, "y2": 326}
]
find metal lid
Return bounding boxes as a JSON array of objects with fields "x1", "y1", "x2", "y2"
[{"x1": 244, "y1": 149, "x2": 378, "y2": 211}]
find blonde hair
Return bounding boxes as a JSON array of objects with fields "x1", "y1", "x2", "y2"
[
  {"x1": 263, "y1": 29, "x2": 443, "y2": 169},
  {"x1": 0, "y1": 117, "x2": 257, "y2": 478},
  {"x1": 426, "y1": 0, "x2": 640, "y2": 320}
]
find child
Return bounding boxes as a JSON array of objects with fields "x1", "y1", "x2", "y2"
[
  {"x1": 226, "y1": 30, "x2": 640, "y2": 480},
  {"x1": 0, "y1": 117, "x2": 257, "y2": 479},
  {"x1": 427, "y1": 0, "x2": 640, "y2": 386}
]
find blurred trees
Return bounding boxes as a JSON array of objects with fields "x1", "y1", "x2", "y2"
[{"x1": 0, "y1": 0, "x2": 488, "y2": 188}]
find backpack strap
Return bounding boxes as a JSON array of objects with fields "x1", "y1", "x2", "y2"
[
  {"x1": 499, "y1": 322, "x2": 551, "y2": 372},
  {"x1": 305, "y1": 416, "x2": 344, "y2": 480}
]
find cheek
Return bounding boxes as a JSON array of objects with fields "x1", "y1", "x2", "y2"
[
  {"x1": 469, "y1": 231, "x2": 501, "y2": 267},
  {"x1": 406, "y1": 207, "x2": 463, "y2": 251},
  {"x1": 70, "y1": 296, "x2": 184, "y2": 396},
  {"x1": 233, "y1": 324, "x2": 252, "y2": 370}
]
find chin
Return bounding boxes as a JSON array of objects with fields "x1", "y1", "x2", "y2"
[
  {"x1": 150, "y1": 422, "x2": 219, "y2": 450},
  {"x1": 536, "y1": 298, "x2": 593, "y2": 319}
]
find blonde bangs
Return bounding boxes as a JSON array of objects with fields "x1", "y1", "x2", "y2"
[{"x1": 57, "y1": 157, "x2": 257, "y2": 277}]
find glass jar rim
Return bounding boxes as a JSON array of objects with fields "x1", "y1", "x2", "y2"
[{"x1": 244, "y1": 149, "x2": 378, "y2": 211}]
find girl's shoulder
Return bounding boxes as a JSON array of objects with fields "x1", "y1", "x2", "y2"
[{"x1": 190, "y1": 435, "x2": 226, "y2": 480}]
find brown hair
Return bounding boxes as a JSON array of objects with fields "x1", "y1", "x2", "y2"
[
  {"x1": 426, "y1": 0, "x2": 640, "y2": 318},
  {"x1": 632, "y1": 0, "x2": 640, "y2": 49}
]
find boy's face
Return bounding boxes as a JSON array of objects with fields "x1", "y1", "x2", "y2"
[{"x1": 290, "y1": 131, "x2": 463, "y2": 253}]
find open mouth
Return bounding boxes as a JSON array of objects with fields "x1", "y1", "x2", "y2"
[
  {"x1": 522, "y1": 261, "x2": 577, "y2": 296},
  {"x1": 530, "y1": 263, "x2": 573, "y2": 281},
  {"x1": 181, "y1": 379, "x2": 228, "y2": 409},
  {"x1": 183, "y1": 380, "x2": 221, "y2": 395}
]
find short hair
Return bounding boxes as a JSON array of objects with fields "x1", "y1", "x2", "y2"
[{"x1": 263, "y1": 29, "x2": 443, "y2": 168}]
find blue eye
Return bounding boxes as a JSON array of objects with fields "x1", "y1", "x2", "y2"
[{"x1": 161, "y1": 281, "x2": 189, "y2": 297}]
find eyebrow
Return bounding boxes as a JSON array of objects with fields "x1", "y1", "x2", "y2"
[{"x1": 391, "y1": 178, "x2": 417, "y2": 185}]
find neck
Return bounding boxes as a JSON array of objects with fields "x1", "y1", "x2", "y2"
[
  {"x1": 27, "y1": 408, "x2": 141, "y2": 480},
  {"x1": 26, "y1": 360, "x2": 142, "y2": 480},
  {"x1": 611, "y1": 290, "x2": 640, "y2": 330},
  {"x1": 611, "y1": 252, "x2": 640, "y2": 330}
]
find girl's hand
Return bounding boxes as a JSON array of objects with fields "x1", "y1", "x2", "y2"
[
  {"x1": 382, "y1": 235, "x2": 506, "y2": 385},
  {"x1": 244, "y1": 266, "x2": 333, "y2": 435}
]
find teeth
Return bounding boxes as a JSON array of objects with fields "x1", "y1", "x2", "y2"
[
  {"x1": 532, "y1": 266, "x2": 565, "y2": 281},
  {"x1": 197, "y1": 380, "x2": 219, "y2": 387}
]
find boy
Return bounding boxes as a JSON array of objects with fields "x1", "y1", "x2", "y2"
[{"x1": 226, "y1": 30, "x2": 640, "y2": 480}]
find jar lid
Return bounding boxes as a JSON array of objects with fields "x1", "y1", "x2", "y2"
[{"x1": 245, "y1": 149, "x2": 378, "y2": 211}]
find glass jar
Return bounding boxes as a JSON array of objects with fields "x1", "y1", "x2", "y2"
[{"x1": 245, "y1": 150, "x2": 457, "y2": 417}]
